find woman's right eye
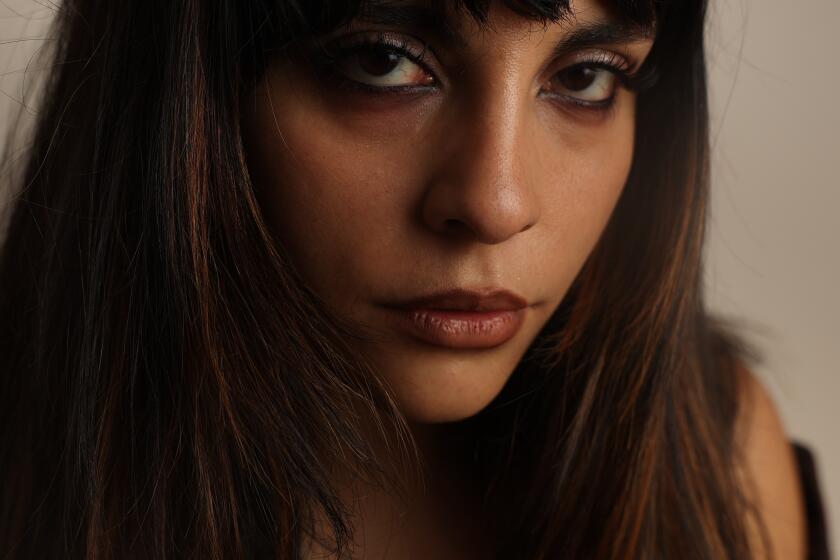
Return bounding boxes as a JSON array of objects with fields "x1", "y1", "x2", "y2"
[
  {"x1": 313, "y1": 32, "x2": 438, "y2": 92},
  {"x1": 335, "y1": 44, "x2": 436, "y2": 88}
]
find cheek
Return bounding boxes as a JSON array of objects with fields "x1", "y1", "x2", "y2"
[
  {"x1": 242, "y1": 73, "x2": 638, "y2": 423},
  {"x1": 536, "y1": 102, "x2": 636, "y2": 282},
  {"x1": 243, "y1": 79, "x2": 421, "y2": 303}
]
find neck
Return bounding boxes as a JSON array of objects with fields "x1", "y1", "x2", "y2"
[{"x1": 304, "y1": 417, "x2": 495, "y2": 559}]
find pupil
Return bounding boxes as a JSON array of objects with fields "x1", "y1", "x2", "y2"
[
  {"x1": 560, "y1": 66, "x2": 597, "y2": 91},
  {"x1": 357, "y1": 48, "x2": 401, "y2": 77}
]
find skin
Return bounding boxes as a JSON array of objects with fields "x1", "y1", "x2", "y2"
[
  {"x1": 242, "y1": 1, "x2": 806, "y2": 557},
  {"x1": 243, "y1": 0, "x2": 654, "y2": 425},
  {"x1": 737, "y1": 367, "x2": 808, "y2": 560}
]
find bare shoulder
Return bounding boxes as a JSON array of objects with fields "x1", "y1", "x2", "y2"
[{"x1": 734, "y1": 365, "x2": 807, "y2": 560}]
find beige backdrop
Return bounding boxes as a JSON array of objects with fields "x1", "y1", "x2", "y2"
[
  {"x1": 1, "y1": 0, "x2": 836, "y2": 551},
  {"x1": 705, "y1": 0, "x2": 838, "y2": 552}
]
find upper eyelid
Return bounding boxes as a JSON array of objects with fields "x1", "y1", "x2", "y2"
[
  {"x1": 561, "y1": 50, "x2": 632, "y2": 69},
  {"x1": 323, "y1": 31, "x2": 431, "y2": 62},
  {"x1": 541, "y1": 45, "x2": 640, "y2": 83}
]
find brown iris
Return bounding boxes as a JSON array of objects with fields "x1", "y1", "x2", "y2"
[
  {"x1": 354, "y1": 47, "x2": 402, "y2": 77},
  {"x1": 554, "y1": 65, "x2": 599, "y2": 92}
]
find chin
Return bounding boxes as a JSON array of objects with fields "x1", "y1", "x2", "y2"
[{"x1": 379, "y1": 356, "x2": 516, "y2": 424}]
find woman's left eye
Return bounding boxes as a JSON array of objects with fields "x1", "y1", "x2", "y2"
[
  {"x1": 542, "y1": 64, "x2": 622, "y2": 105},
  {"x1": 335, "y1": 45, "x2": 434, "y2": 88}
]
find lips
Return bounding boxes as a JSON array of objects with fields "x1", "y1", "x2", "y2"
[
  {"x1": 382, "y1": 288, "x2": 529, "y2": 349},
  {"x1": 386, "y1": 288, "x2": 528, "y2": 312}
]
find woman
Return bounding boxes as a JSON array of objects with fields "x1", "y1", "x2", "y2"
[{"x1": 0, "y1": 0, "x2": 827, "y2": 558}]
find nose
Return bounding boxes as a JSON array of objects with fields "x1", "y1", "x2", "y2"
[{"x1": 419, "y1": 87, "x2": 541, "y2": 245}]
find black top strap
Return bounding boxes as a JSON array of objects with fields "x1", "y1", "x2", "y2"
[{"x1": 791, "y1": 441, "x2": 832, "y2": 560}]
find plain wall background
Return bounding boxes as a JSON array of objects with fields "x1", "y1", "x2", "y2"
[
  {"x1": 705, "y1": 0, "x2": 838, "y2": 552},
  {"x1": 1, "y1": 0, "x2": 837, "y2": 552}
]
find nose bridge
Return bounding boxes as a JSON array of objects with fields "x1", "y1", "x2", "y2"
[
  {"x1": 420, "y1": 78, "x2": 541, "y2": 244},
  {"x1": 474, "y1": 83, "x2": 525, "y2": 188}
]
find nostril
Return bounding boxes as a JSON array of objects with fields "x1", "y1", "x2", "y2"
[
  {"x1": 443, "y1": 218, "x2": 468, "y2": 232},
  {"x1": 441, "y1": 218, "x2": 483, "y2": 242},
  {"x1": 440, "y1": 216, "x2": 533, "y2": 242}
]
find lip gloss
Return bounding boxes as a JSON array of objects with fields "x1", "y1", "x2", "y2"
[{"x1": 384, "y1": 307, "x2": 526, "y2": 349}]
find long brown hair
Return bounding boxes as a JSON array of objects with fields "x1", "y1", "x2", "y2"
[{"x1": 0, "y1": 0, "x2": 770, "y2": 558}]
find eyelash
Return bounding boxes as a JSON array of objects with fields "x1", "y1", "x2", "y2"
[
  {"x1": 313, "y1": 32, "x2": 434, "y2": 95},
  {"x1": 313, "y1": 32, "x2": 654, "y2": 113}
]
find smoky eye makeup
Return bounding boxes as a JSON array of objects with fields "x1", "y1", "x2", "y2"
[
  {"x1": 301, "y1": 28, "x2": 657, "y2": 114},
  {"x1": 537, "y1": 49, "x2": 658, "y2": 114},
  {"x1": 305, "y1": 31, "x2": 439, "y2": 96}
]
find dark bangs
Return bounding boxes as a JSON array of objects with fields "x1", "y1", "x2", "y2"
[{"x1": 448, "y1": 0, "x2": 658, "y2": 26}]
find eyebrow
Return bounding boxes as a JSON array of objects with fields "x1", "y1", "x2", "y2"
[
  {"x1": 354, "y1": 1, "x2": 655, "y2": 54},
  {"x1": 548, "y1": 20, "x2": 654, "y2": 58}
]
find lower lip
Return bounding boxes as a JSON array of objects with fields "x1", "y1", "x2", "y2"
[{"x1": 383, "y1": 307, "x2": 526, "y2": 349}]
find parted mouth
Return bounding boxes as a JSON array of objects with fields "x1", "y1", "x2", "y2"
[{"x1": 384, "y1": 287, "x2": 528, "y2": 312}]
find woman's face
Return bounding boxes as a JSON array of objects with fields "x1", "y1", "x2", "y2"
[{"x1": 243, "y1": 0, "x2": 653, "y2": 423}]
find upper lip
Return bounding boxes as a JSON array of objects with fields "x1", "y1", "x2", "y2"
[{"x1": 385, "y1": 288, "x2": 528, "y2": 312}]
